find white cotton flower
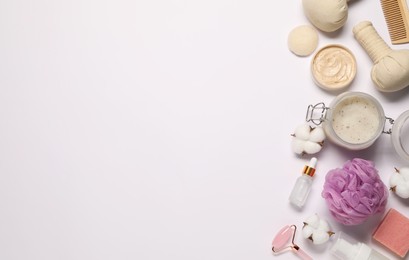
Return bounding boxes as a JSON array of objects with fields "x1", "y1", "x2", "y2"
[
  {"x1": 291, "y1": 124, "x2": 326, "y2": 155},
  {"x1": 292, "y1": 139, "x2": 307, "y2": 154},
  {"x1": 294, "y1": 124, "x2": 311, "y2": 140},
  {"x1": 309, "y1": 127, "x2": 326, "y2": 143},
  {"x1": 318, "y1": 219, "x2": 330, "y2": 232},
  {"x1": 390, "y1": 167, "x2": 409, "y2": 199},
  {"x1": 302, "y1": 214, "x2": 334, "y2": 245},
  {"x1": 304, "y1": 214, "x2": 320, "y2": 228},
  {"x1": 303, "y1": 142, "x2": 323, "y2": 154}
]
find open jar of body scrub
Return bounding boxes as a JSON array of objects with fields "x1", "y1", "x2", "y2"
[{"x1": 306, "y1": 91, "x2": 409, "y2": 162}]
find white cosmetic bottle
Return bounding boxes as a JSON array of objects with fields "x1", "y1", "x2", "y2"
[
  {"x1": 331, "y1": 232, "x2": 388, "y2": 260},
  {"x1": 289, "y1": 157, "x2": 317, "y2": 208}
]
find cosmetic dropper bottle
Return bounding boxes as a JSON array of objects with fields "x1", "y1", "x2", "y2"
[
  {"x1": 331, "y1": 232, "x2": 388, "y2": 260},
  {"x1": 289, "y1": 157, "x2": 317, "y2": 208}
]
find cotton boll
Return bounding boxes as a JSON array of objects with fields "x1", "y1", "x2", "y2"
[
  {"x1": 311, "y1": 230, "x2": 330, "y2": 245},
  {"x1": 390, "y1": 168, "x2": 409, "y2": 199},
  {"x1": 304, "y1": 214, "x2": 320, "y2": 228},
  {"x1": 304, "y1": 141, "x2": 323, "y2": 154},
  {"x1": 318, "y1": 219, "x2": 330, "y2": 231},
  {"x1": 302, "y1": 225, "x2": 314, "y2": 239},
  {"x1": 294, "y1": 124, "x2": 312, "y2": 140},
  {"x1": 292, "y1": 139, "x2": 307, "y2": 155},
  {"x1": 291, "y1": 124, "x2": 325, "y2": 155},
  {"x1": 396, "y1": 184, "x2": 409, "y2": 199},
  {"x1": 302, "y1": 214, "x2": 334, "y2": 245},
  {"x1": 309, "y1": 127, "x2": 325, "y2": 143}
]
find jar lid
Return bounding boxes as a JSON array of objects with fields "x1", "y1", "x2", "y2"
[{"x1": 391, "y1": 110, "x2": 409, "y2": 163}]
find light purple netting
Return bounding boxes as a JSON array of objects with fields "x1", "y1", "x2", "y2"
[{"x1": 322, "y1": 158, "x2": 388, "y2": 225}]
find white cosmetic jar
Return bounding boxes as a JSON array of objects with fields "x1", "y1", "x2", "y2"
[{"x1": 306, "y1": 91, "x2": 409, "y2": 162}]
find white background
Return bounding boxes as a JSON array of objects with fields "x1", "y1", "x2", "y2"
[{"x1": 0, "y1": 0, "x2": 409, "y2": 259}]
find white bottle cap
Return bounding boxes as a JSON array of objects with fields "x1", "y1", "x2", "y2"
[
  {"x1": 330, "y1": 232, "x2": 388, "y2": 260},
  {"x1": 309, "y1": 157, "x2": 317, "y2": 168},
  {"x1": 331, "y1": 232, "x2": 360, "y2": 259}
]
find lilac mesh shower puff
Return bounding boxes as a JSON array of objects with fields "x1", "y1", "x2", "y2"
[{"x1": 322, "y1": 158, "x2": 388, "y2": 225}]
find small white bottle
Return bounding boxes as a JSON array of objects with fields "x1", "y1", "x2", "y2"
[
  {"x1": 331, "y1": 232, "x2": 388, "y2": 260},
  {"x1": 289, "y1": 157, "x2": 317, "y2": 208}
]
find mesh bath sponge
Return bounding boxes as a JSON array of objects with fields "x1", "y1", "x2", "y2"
[{"x1": 322, "y1": 158, "x2": 388, "y2": 225}]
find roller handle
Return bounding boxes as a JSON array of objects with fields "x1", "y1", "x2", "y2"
[{"x1": 293, "y1": 246, "x2": 313, "y2": 260}]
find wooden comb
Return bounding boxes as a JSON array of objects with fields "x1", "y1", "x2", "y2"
[{"x1": 380, "y1": 0, "x2": 409, "y2": 44}]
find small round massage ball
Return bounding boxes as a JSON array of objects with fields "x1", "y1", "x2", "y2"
[
  {"x1": 302, "y1": 214, "x2": 335, "y2": 245},
  {"x1": 287, "y1": 25, "x2": 319, "y2": 56},
  {"x1": 291, "y1": 123, "x2": 325, "y2": 155},
  {"x1": 390, "y1": 167, "x2": 409, "y2": 199}
]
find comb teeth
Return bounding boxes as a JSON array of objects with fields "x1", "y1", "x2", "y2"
[{"x1": 380, "y1": 0, "x2": 409, "y2": 44}]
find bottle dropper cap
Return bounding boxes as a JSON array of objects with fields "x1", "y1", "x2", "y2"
[{"x1": 303, "y1": 157, "x2": 317, "y2": 177}]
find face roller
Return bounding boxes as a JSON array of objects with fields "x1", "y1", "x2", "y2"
[{"x1": 272, "y1": 225, "x2": 312, "y2": 260}]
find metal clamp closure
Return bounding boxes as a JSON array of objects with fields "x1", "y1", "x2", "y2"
[
  {"x1": 383, "y1": 117, "x2": 395, "y2": 134},
  {"x1": 306, "y1": 102, "x2": 328, "y2": 125}
]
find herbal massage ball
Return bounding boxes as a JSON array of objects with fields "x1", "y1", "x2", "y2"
[
  {"x1": 302, "y1": 0, "x2": 349, "y2": 32},
  {"x1": 322, "y1": 158, "x2": 388, "y2": 225},
  {"x1": 353, "y1": 21, "x2": 409, "y2": 92}
]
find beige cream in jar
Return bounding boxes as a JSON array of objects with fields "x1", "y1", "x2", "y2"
[{"x1": 311, "y1": 45, "x2": 357, "y2": 92}]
